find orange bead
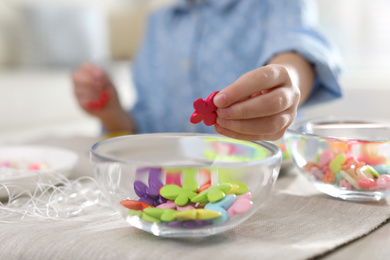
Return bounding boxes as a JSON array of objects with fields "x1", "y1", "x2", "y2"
[
  {"x1": 330, "y1": 141, "x2": 349, "y2": 153},
  {"x1": 120, "y1": 199, "x2": 154, "y2": 210},
  {"x1": 198, "y1": 183, "x2": 211, "y2": 193},
  {"x1": 322, "y1": 171, "x2": 335, "y2": 184},
  {"x1": 304, "y1": 161, "x2": 319, "y2": 172}
]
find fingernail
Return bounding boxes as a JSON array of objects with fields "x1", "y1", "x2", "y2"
[{"x1": 213, "y1": 92, "x2": 228, "y2": 107}]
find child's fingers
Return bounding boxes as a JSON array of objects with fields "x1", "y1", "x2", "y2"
[
  {"x1": 72, "y1": 70, "x2": 94, "y2": 89},
  {"x1": 74, "y1": 86, "x2": 101, "y2": 102},
  {"x1": 216, "y1": 108, "x2": 295, "y2": 136},
  {"x1": 216, "y1": 85, "x2": 299, "y2": 120},
  {"x1": 214, "y1": 124, "x2": 263, "y2": 141},
  {"x1": 72, "y1": 67, "x2": 106, "y2": 94},
  {"x1": 214, "y1": 65, "x2": 290, "y2": 108},
  {"x1": 214, "y1": 123, "x2": 287, "y2": 141}
]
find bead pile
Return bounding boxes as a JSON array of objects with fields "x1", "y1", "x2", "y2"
[
  {"x1": 0, "y1": 160, "x2": 49, "y2": 179},
  {"x1": 119, "y1": 137, "x2": 271, "y2": 228},
  {"x1": 304, "y1": 141, "x2": 390, "y2": 191},
  {"x1": 120, "y1": 167, "x2": 253, "y2": 228}
]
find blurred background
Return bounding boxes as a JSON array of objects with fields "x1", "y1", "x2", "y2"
[{"x1": 0, "y1": 0, "x2": 389, "y2": 143}]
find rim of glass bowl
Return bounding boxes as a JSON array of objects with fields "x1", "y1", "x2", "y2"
[
  {"x1": 286, "y1": 116, "x2": 390, "y2": 143},
  {"x1": 90, "y1": 133, "x2": 282, "y2": 168}
]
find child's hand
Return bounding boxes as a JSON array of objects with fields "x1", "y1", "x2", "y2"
[
  {"x1": 213, "y1": 64, "x2": 301, "y2": 141},
  {"x1": 71, "y1": 63, "x2": 121, "y2": 117}
]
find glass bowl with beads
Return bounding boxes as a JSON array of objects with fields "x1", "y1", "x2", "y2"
[
  {"x1": 90, "y1": 133, "x2": 281, "y2": 237},
  {"x1": 284, "y1": 116, "x2": 390, "y2": 202}
]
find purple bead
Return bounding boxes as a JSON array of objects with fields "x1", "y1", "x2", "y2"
[
  {"x1": 166, "y1": 220, "x2": 211, "y2": 228},
  {"x1": 184, "y1": 220, "x2": 211, "y2": 228},
  {"x1": 157, "y1": 196, "x2": 168, "y2": 204},
  {"x1": 134, "y1": 181, "x2": 147, "y2": 197},
  {"x1": 146, "y1": 187, "x2": 160, "y2": 198},
  {"x1": 139, "y1": 195, "x2": 155, "y2": 206},
  {"x1": 134, "y1": 168, "x2": 166, "y2": 206},
  {"x1": 167, "y1": 221, "x2": 183, "y2": 227}
]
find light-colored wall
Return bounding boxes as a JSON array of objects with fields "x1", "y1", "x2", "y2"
[
  {"x1": 301, "y1": 0, "x2": 390, "y2": 120},
  {"x1": 0, "y1": 0, "x2": 175, "y2": 67}
]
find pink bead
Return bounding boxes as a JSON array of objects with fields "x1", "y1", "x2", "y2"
[
  {"x1": 339, "y1": 179, "x2": 352, "y2": 189},
  {"x1": 227, "y1": 192, "x2": 253, "y2": 218},
  {"x1": 156, "y1": 200, "x2": 176, "y2": 209},
  {"x1": 322, "y1": 165, "x2": 330, "y2": 173},
  {"x1": 0, "y1": 161, "x2": 11, "y2": 168},
  {"x1": 176, "y1": 204, "x2": 196, "y2": 211},
  {"x1": 28, "y1": 163, "x2": 41, "y2": 170},
  {"x1": 310, "y1": 167, "x2": 324, "y2": 180},
  {"x1": 376, "y1": 174, "x2": 390, "y2": 190},
  {"x1": 358, "y1": 178, "x2": 376, "y2": 190},
  {"x1": 156, "y1": 200, "x2": 196, "y2": 211},
  {"x1": 318, "y1": 150, "x2": 334, "y2": 168}
]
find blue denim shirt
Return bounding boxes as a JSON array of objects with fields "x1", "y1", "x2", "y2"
[{"x1": 131, "y1": 0, "x2": 342, "y2": 134}]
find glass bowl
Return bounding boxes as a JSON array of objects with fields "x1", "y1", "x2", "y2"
[
  {"x1": 284, "y1": 116, "x2": 390, "y2": 201},
  {"x1": 90, "y1": 133, "x2": 281, "y2": 237}
]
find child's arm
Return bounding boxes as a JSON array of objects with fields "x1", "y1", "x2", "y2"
[
  {"x1": 213, "y1": 51, "x2": 315, "y2": 141},
  {"x1": 72, "y1": 63, "x2": 136, "y2": 134}
]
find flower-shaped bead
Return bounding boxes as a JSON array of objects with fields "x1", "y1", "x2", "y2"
[
  {"x1": 190, "y1": 91, "x2": 219, "y2": 126},
  {"x1": 156, "y1": 200, "x2": 196, "y2": 211},
  {"x1": 128, "y1": 209, "x2": 160, "y2": 223},
  {"x1": 134, "y1": 168, "x2": 166, "y2": 206},
  {"x1": 191, "y1": 183, "x2": 232, "y2": 203},
  {"x1": 143, "y1": 207, "x2": 178, "y2": 222},
  {"x1": 87, "y1": 90, "x2": 110, "y2": 110},
  {"x1": 159, "y1": 178, "x2": 199, "y2": 206}
]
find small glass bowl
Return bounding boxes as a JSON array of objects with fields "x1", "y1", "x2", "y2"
[
  {"x1": 90, "y1": 133, "x2": 281, "y2": 237},
  {"x1": 284, "y1": 116, "x2": 390, "y2": 201}
]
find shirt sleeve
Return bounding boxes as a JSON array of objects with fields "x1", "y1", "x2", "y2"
[{"x1": 258, "y1": 0, "x2": 343, "y2": 107}]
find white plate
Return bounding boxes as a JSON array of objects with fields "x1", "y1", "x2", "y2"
[{"x1": 0, "y1": 145, "x2": 79, "y2": 199}]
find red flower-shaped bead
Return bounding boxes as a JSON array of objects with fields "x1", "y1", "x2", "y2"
[
  {"x1": 87, "y1": 90, "x2": 110, "y2": 110},
  {"x1": 190, "y1": 91, "x2": 219, "y2": 126}
]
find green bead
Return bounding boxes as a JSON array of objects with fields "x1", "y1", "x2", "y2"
[{"x1": 232, "y1": 181, "x2": 249, "y2": 195}]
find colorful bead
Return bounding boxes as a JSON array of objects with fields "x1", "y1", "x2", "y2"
[
  {"x1": 191, "y1": 183, "x2": 232, "y2": 203},
  {"x1": 358, "y1": 178, "x2": 376, "y2": 190},
  {"x1": 134, "y1": 168, "x2": 166, "y2": 206},
  {"x1": 376, "y1": 174, "x2": 390, "y2": 190},
  {"x1": 318, "y1": 150, "x2": 334, "y2": 168},
  {"x1": 159, "y1": 184, "x2": 198, "y2": 206},
  {"x1": 190, "y1": 91, "x2": 219, "y2": 126},
  {"x1": 87, "y1": 90, "x2": 110, "y2": 110},
  {"x1": 174, "y1": 209, "x2": 221, "y2": 221},
  {"x1": 339, "y1": 179, "x2": 352, "y2": 189},
  {"x1": 120, "y1": 199, "x2": 154, "y2": 211},
  {"x1": 304, "y1": 142, "x2": 390, "y2": 194},
  {"x1": 143, "y1": 207, "x2": 177, "y2": 222},
  {"x1": 128, "y1": 209, "x2": 160, "y2": 223},
  {"x1": 227, "y1": 192, "x2": 253, "y2": 218},
  {"x1": 122, "y1": 167, "x2": 256, "y2": 229},
  {"x1": 322, "y1": 171, "x2": 335, "y2": 184},
  {"x1": 329, "y1": 153, "x2": 346, "y2": 174}
]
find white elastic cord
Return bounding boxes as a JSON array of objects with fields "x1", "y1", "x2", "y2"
[{"x1": 0, "y1": 171, "x2": 114, "y2": 223}]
